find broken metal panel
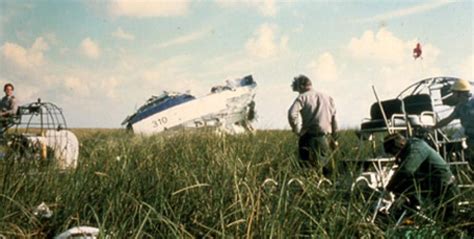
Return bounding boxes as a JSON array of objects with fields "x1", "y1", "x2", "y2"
[{"x1": 123, "y1": 75, "x2": 257, "y2": 135}]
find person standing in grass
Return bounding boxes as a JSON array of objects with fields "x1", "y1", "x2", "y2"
[
  {"x1": 288, "y1": 75, "x2": 338, "y2": 175},
  {"x1": 434, "y1": 78, "x2": 474, "y2": 167},
  {"x1": 0, "y1": 83, "x2": 18, "y2": 118},
  {"x1": 0, "y1": 83, "x2": 19, "y2": 135},
  {"x1": 383, "y1": 133, "x2": 459, "y2": 220}
]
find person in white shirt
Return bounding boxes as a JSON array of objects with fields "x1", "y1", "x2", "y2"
[{"x1": 288, "y1": 75, "x2": 338, "y2": 175}]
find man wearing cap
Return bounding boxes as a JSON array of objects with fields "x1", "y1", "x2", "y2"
[
  {"x1": 288, "y1": 75, "x2": 338, "y2": 175},
  {"x1": 383, "y1": 133, "x2": 459, "y2": 219},
  {"x1": 434, "y1": 79, "x2": 474, "y2": 167}
]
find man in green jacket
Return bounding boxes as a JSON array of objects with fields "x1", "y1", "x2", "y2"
[{"x1": 383, "y1": 133, "x2": 459, "y2": 220}]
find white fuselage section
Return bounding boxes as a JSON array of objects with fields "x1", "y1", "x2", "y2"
[{"x1": 131, "y1": 86, "x2": 255, "y2": 135}]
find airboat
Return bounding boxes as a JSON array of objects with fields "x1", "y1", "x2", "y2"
[
  {"x1": 349, "y1": 76, "x2": 473, "y2": 225},
  {"x1": 0, "y1": 99, "x2": 79, "y2": 169},
  {"x1": 122, "y1": 75, "x2": 257, "y2": 135}
]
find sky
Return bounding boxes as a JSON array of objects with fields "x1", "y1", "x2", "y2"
[{"x1": 0, "y1": 0, "x2": 472, "y2": 130}]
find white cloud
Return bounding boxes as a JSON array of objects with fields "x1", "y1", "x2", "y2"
[
  {"x1": 215, "y1": 0, "x2": 278, "y2": 17},
  {"x1": 58, "y1": 70, "x2": 124, "y2": 102},
  {"x1": 108, "y1": 0, "x2": 190, "y2": 18},
  {"x1": 255, "y1": 81, "x2": 295, "y2": 129},
  {"x1": 31, "y1": 37, "x2": 49, "y2": 52},
  {"x1": 410, "y1": 42, "x2": 440, "y2": 65},
  {"x1": 459, "y1": 54, "x2": 473, "y2": 80},
  {"x1": 259, "y1": 0, "x2": 277, "y2": 16},
  {"x1": 1, "y1": 37, "x2": 49, "y2": 69},
  {"x1": 112, "y1": 27, "x2": 135, "y2": 40},
  {"x1": 2, "y1": 43, "x2": 29, "y2": 68},
  {"x1": 44, "y1": 33, "x2": 59, "y2": 46},
  {"x1": 141, "y1": 68, "x2": 162, "y2": 83},
  {"x1": 139, "y1": 55, "x2": 208, "y2": 95},
  {"x1": 100, "y1": 77, "x2": 120, "y2": 99},
  {"x1": 14, "y1": 85, "x2": 40, "y2": 104},
  {"x1": 348, "y1": 28, "x2": 405, "y2": 63},
  {"x1": 64, "y1": 77, "x2": 91, "y2": 97},
  {"x1": 60, "y1": 47, "x2": 70, "y2": 55},
  {"x1": 293, "y1": 24, "x2": 304, "y2": 33},
  {"x1": 309, "y1": 28, "x2": 446, "y2": 128},
  {"x1": 307, "y1": 52, "x2": 338, "y2": 81},
  {"x1": 80, "y1": 38, "x2": 100, "y2": 59},
  {"x1": 357, "y1": 0, "x2": 452, "y2": 23},
  {"x1": 347, "y1": 28, "x2": 440, "y2": 65},
  {"x1": 245, "y1": 23, "x2": 288, "y2": 58},
  {"x1": 156, "y1": 28, "x2": 211, "y2": 49}
]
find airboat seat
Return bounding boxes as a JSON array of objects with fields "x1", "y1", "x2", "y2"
[
  {"x1": 403, "y1": 94, "x2": 433, "y2": 114},
  {"x1": 360, "y1": 112, "x2": 435, "y2": 132},
  {"x1": 360, "y1": 94, "x2": 435, "y2": 133}
]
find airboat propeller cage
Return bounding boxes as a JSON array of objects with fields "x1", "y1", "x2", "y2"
[
  {"x1": 351, "y1": 76, "x2": 472, "y2": 201},
  {"x1": 361, "y1": 76, "x2": 473, "y2": 132},
  {"x1": 10, "y1": 99, "x2": 79, "y2": 169},
  {"x1": 123, "y1": 75, "x2": 257, "y2": 135},
  {"x1": 17, "y1": 98, "x2": 68, "y2": 131}
]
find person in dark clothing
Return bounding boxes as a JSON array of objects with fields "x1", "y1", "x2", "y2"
[
  {"x1": 434, "y1": 79, "x2": 474, "y2": 167},
  {"x1": 383, "y1": 133, "x2": 459, "y2": 220},
  {"x1": 0, "y1": 83, "x2": 19, "y2": 135},
  {"x1": 0, "y1": 83, "x2": 18, "y2": 118}
]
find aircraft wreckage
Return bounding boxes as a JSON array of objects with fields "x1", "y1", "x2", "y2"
[{"x1": 122, "y1": 75, "x2": 257, "y2": 135}]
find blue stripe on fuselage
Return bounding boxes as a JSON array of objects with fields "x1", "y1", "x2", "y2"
[{"x1": 129, "y1": 95, "x2": 195, "y2": 124}]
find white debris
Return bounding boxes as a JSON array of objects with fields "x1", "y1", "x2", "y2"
[
  {"x1": 33, "y1": 202, "x2": 53, "y2": 219},
  {"x1": 25, "y1": 129, "x2": 79, "y2": 169},
  {"x1": 55, "y1": 226, "x2": 99, "y2": 239}
]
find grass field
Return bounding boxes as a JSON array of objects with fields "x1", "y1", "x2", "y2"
[{"x1": 0, "y1": 129, "x2": 472, "y2": 238}]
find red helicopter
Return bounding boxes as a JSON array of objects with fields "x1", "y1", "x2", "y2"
[{"x1": 413, "y1": 42, "x2": 422, "y2": 60}]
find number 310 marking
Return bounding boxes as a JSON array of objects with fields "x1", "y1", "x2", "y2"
[{"x1": 152, "y1": 117, "x2": 168, "y2": 128}]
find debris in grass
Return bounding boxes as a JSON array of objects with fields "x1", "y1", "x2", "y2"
[
  {"x1": 55, "y1": 226, "x2": 100, "y2": 239},
  {"x1": 33, "y1": 202, "x2": 53, "y2": 219}
]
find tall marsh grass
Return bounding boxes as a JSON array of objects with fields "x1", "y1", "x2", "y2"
[{"x1": 0, "y1": 129, "x2": 472, "y2": 238}]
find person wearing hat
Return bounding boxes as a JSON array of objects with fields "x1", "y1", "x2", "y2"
[
  {"x1": 383, "y1": 133, "x2": 459, "y2": 220},
  {"x1": 434, "y1": 79, "x2": 474, "y2": 166},
  {"x1": 0, "y1": 83, "x2": 18, "y2": 118},
  {"x1": 288, "y1": 75, "x2": 338, "y2": 175}
]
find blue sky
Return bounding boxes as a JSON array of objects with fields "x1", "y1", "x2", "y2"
[{"x1": 0, "y1": 0, "x2": 472, "y2": 129}]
